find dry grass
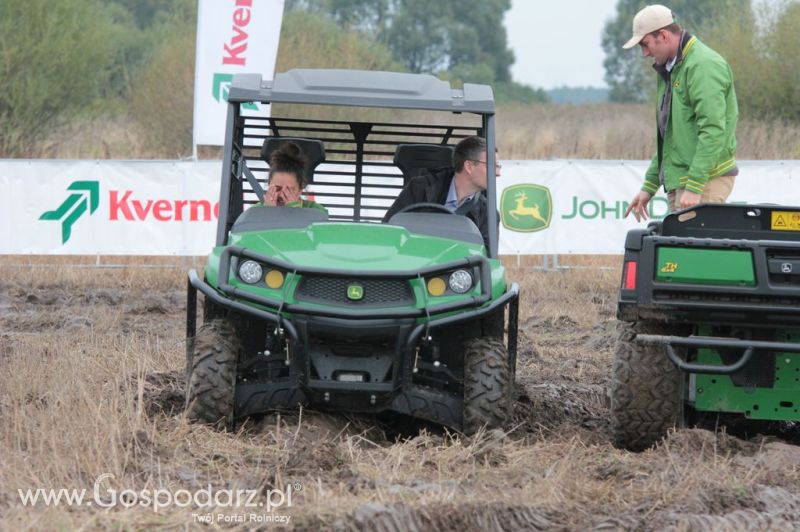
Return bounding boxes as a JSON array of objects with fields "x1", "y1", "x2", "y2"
[
  {"x1": 1, "y1": 257, "x2": 798, "y2": 530},
  {"x1": 34, "y1": 103, "x2": 800, "y2": 161},
  {"x1": 497, "y1": 103, "x2": 800, "y2": 160},
  {"x1": 498, "y1": 104, "x2": 653, "y2": 160}
]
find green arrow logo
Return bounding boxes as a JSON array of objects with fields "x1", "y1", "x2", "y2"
[
  {"x1": 212, "y1": 73, "x2": 258, "y2": 111},
  {"x1": 40, "y1": 181, "x2": 100, "y2": 243}
]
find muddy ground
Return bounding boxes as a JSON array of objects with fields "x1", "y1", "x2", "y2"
[{"x1": 0, "y1": 262, "x2": 798, "y2": 530}]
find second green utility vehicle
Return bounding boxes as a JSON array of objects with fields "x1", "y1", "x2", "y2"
[{"x1": 613, "y1": 204, "x2": 800, "y2": 450}]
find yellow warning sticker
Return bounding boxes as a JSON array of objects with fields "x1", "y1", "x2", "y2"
[{"x1": 771, "y1": 211, "x2": 800, "y2": 231}]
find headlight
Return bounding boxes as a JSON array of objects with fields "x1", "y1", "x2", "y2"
[
  {"x1": 448, "y1": 269, "x2": 473, "y2": 294},
  {"x1": 238, "y1": 260, "x2": 263, "y2": 284}
]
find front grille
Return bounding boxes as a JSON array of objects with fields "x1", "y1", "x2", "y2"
[{"x1": 295, "y1": 276, "x2": 414, "y2": 307}]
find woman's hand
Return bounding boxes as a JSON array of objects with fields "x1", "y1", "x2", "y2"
[{"x1": 265, "y1": 184, "x2": 301, "y2": 206}]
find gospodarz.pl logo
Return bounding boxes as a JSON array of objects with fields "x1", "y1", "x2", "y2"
[{"x1": 17, "y1": 473, "x2": 298, "y2": 524}]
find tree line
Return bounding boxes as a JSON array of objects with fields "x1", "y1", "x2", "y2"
[
  {"x1": 603, "y1": 0, "x2": 800, "y2": 123},
  {"x1": 0, "y1": 0, "x2": 796, "y2": 158}
]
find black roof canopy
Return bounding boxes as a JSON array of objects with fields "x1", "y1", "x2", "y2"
[{"x1": 227, "y1": 69, "x2": 495, "y2": 114}]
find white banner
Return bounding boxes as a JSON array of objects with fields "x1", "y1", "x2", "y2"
[
  {"x1": 1, "y1": 159, "x2": 799, "y2": 255},
  {"x1": 193, "y1": 0, "x2": 285, "y2": 147},
  {"x1": 496, "y1": 160, "x2": 800, "y2": 254},
  {"x1": 1, "y1": 161, "x2": 220, "y2": 255}
]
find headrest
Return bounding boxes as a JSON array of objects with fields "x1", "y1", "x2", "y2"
[
  {"x1": 393, "y1": 144, "x2": 454, "y2": 183},
  {"x1": 261, "y1": 137, "x2": 326, "y2": 183}
]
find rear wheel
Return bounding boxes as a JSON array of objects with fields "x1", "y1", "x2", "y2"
[
  {"x1": 463, "y1": 337, "x2": 511, "y2": 434},
  {"x1": 186, "y1": 319, "x2": 239, "y2": 429},
  {"x1": 611, "y1": 321, "x2": 688, "y2": 451}
]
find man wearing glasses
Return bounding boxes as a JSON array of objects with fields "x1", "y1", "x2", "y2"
[{"x1": 383, "y1": 136, "x2": 501, "y2": 248}]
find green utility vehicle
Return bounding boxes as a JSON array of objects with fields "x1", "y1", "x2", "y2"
[
  {"x1": 612, "y1": 204, "x2": 800, "y2": 450},
  {"x1": 185, "y1": 69, "x2": 519, "y2": 433}
]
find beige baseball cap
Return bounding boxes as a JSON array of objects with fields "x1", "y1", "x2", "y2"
[{"x1": 622, "y1": 4, "x2": 674, "y2": 49}]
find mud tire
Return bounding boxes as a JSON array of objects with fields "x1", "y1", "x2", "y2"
[
  {"x1": 611, "y1": 321, "x2": 687, "y2": 451},
  {"x1": 463, "y1": 337, "x2": 512, "y2": 434},
  {"x1": 186, "y1": 319, "x2": 239, "y2": 429}
]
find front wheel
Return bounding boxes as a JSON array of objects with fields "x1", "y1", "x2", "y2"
[
  {"x1": 611, "y1": 321, "x2": 688, "y2": 451},
  {"x1": 463, "y1": 337, "x2": 512, "y2": 434},
  {"x1": 185, "y1": 319, "x2": 239, "y2": 430}
]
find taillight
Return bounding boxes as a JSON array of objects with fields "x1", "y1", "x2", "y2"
[{"x1": 623, "y1": 260, "x2": 637, "y2": 290}]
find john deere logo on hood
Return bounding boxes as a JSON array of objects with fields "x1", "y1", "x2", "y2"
[
  {"x1": 39, "y1": 181, "x2": 100, "y2": 243},
  {"x1": 347, "y1": 284, "x2": 364, "y2": 301},
  {"x1": 500, "y1": 184, "x2": 552, "y2": 232}
]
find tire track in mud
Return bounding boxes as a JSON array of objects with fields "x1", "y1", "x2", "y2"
[
  {"x1": 321, "y1": 502, "x2": 563, "y2": 532},
  {"x1": 6, "y1": 280, "x2": 800, "y2": 529},
  {"x1": 0, "y1": 284, "x2": 183, "y2": 334},
  {"x1": 594, "y1": 485, "x2": 800, "y2": 531},
  {"x1": 302, "y1": 482, "x2": 800, "y2": 531}
]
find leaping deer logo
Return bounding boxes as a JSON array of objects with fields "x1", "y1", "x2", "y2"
[{"x1": 508, "y1": 191, "x2": 548, "y2": 224}]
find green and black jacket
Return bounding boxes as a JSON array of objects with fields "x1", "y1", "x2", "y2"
[{"x1": 642, "y1": 34, "x2": 739, "y2": 195}]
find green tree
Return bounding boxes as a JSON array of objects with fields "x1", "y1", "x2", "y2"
[
  {"x1": 287, "y1": 0, "x2": 516, "y2": 84},
  {"x1": 270, "y1": 10, "x2": 404, "y2": 120},
  {"x1": 128, "y1": 1, "x2": 197, "y2": 157},
  {"x1": 104, "y1": 0, "x2": 172, "y2": 29},
  {"x1": 100, "y1": 0, "x2": 196, "y2": 99},
  {"x1": 602, "y1": 0, "x2": 750, "y2": 102},
  {"x1": 287, "y1": 0, "x2": 392, "y2": 33},
  {"x1": 762, "y1": 2, "x2": 800, "y2": 122},
  {"x1": 703, "y1": 1, "x2": 800, "y2": 122},
  {"x1": 285, "y1": 3, "x2": 544, "y2": 104},
  {"x1": 275, "y1": 11, "x2": 400, "y2": 72},
  {"x1": 0, "y1": 0, "x2": 117, "y2": 156}
]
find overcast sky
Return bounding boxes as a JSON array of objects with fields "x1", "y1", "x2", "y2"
[{"x1": 504, "y1": 0, "x2": 620, "y2": 90}]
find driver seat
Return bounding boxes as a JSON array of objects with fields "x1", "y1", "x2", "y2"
[
  {"x1": 261, "y1": 137, "x2": 326, "y2": 184},
  {"x1": 393, "y1": 144, "x2": 454, "y2": 185}
]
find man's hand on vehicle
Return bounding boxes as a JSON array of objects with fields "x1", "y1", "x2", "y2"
[{"x1": 678, "y1": 190, "x2": 702, "y2": 210}]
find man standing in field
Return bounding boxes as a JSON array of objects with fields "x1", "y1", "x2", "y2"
[{"x1": 623, "y1": 4, "x2": 738, "y2": 222}]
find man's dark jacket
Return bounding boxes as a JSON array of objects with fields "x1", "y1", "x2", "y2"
[{"x1": 382, "y1": 167, "x2": 490, "y2": 248}]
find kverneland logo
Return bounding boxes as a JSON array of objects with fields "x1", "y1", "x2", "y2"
[
  {"x1": 223, "y1": 0, "x2": 252, "y2": 66},
  {"x1": 110, "y1": 191, "x2": 219, "y2": 221},
  {"x1": 40, "y1": 182, "x2": 219, "y2": 244},
  {"x1": 214, "y1": 0, "x2": 258, "y2": 111},
  {"x1": 40, "y1": 181, "x2": 100, "y2": 243},
  {"x1": 212, "y1": 73, "x2": 257, "y2": 111}
]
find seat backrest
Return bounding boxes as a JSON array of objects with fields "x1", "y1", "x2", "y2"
[
  {"x1": 393, "y1": 144, "x2": 454, "y2": 185},
  {"x1": 261, "y1": 137, "x2": 326, "y2": 183}
]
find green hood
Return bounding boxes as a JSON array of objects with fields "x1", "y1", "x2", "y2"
[{"x1": 227, "y1": 222, "x2": 484, "y2": 271}]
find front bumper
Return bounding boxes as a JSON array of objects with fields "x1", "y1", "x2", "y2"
[
  {"x1": 185, "y1": 250, "x2": 519, "y2": 429},
  {"x1": 189, "y1": 244, "x2": 518, "y2": 350},
  {"x1": 188, "y1": 268, "x2": 518, "y2": 352}
]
